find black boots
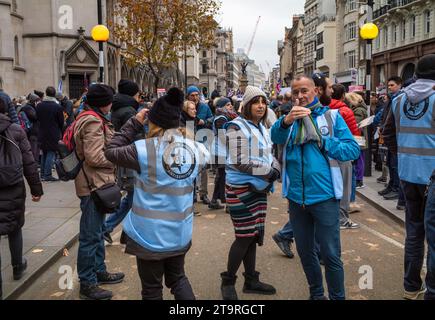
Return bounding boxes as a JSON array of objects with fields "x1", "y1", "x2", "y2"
[
  {"x1": 80, "y1": 284, "x2": 113, "y2": 300},
  {"x1": 243, "y1": 271, "x2": 276, "y2": 295},
  {"x1": 220, "y1": 272, "x2": 238, "y2": 300},
  {"x1": 13, "y1": 258, "x2": 27, "y2": 281}
]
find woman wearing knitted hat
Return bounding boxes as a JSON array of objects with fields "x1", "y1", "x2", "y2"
[
  {"x1": 220, "y1": 86, "x2": 281, "y2": 300},
  {"x1": 105, "y1": 88, "x2": 210, "y2": 300}
]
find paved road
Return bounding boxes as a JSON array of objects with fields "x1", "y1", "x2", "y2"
[{"x1": 17, "y1": 179, "x2": 409, "y2": 300}]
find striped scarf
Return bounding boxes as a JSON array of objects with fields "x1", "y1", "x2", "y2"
[{"x1": 294, "y1": 97, "x2": 323, "y2": 148}]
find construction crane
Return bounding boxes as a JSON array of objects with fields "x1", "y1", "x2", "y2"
[{"x1": 246, "y1": 16, "x2": 261, "y2": 58}]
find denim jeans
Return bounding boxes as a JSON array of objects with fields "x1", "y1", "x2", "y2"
[
  {"x1": 425, "y1": 173, "x2": 435, "y2": 300},
  {"x1": 401, "y1": 180, "x2": 427, "y2": 293},
  {"x1": 290, "y1": 198, "x2": 345, "y2": 300},
  {"x1": 387, "y1": 151, "x2": 400, "y2": 191},
  {"x1": 278, "y1": 206, "x2": 294, "y2": 241},
  {"x1": 40, "y1": 150, "x2": 56, "y2": 179},
  {"x1": 104, "y1": 191, "x2": 134, "y2": 234},
  {"x1": 77, "y1": 196, "x2": 107, "y2": 286}
]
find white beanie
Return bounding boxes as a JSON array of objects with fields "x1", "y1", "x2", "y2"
[{"x1": 242, "y1": 86, "x2": 267, "y2": 107}]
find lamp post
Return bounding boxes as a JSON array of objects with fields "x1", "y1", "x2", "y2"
[
  {"x1": 360, "y1": 0, "x2": 379, "y2": 177},
  {"x1": 92, "y1": 0, "x2": 110, "y2": 83}
]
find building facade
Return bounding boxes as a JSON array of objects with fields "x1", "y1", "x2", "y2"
[
  {"x1": 316, "y1": 15, "x2": 337, "y2": 77},
  {"x1": 372, "y1": 0, "x2": 435, "y2": 85},
  {"x1": 0, "y1": 0, "x2": 181, "y2": 99},
  {"x1": 234, "y1": 49, "x2": 266, "y2": 89}
]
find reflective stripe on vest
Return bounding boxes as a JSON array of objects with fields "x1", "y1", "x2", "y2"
[
  {"x1": 393, "y1": 92, "x2": 435, "y2": 184},
  {"x1": 226, "y1": 117, "x2": 273, "y2": 191},
  {"x1": 282, "y1": 110, "x2": 343, "y2": 200}
]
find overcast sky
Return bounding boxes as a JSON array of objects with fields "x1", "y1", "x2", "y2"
[{"x1": 218, "y1": 0, "x2": 305, "y2": 76}]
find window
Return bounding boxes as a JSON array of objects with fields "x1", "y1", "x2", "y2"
[
  {"x1": 202, "y1": 64, "x2": 207, "y2": 74},
  {"x1": 317, "y1": 32, "x2": 324, "y2": 45},
  {"x1": 14, "y1": 36, "x2": 19, "y2": 65},
  {"x1": 410, "y1": 16, "x2": 416, "y2": 38},
  {"x1": 384, "y1": 27, "x2": 388, "y2": 46},
  {"x1": 202, "y1": 51, "x2": 207, "y2": 58},
  {"x1": 11, "y1": 0, "x2": 17, "y2": 13},
  {"x1": 347, "y1": 50, "x2": 356, "y2": 69},
  {"x1": 345, "y1": 0, "x2": 357, "y2": 14},
  {"x1": 392, "y1": 23, "x2": 397, "y2": 43},
  {"x1": 402, "y1": 19, "x2": 406, "y2": 40},
  {"x1": 346, "y1": 22, "x2": 356, "y2": 41},
  {"x1": 316, "y1": 47, "x2": 324, "y2": 60},
  {"x1": 425, "y1": 10, "x2": 432, "y2": 34}
]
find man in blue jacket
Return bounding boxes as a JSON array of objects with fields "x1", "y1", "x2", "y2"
[
  {"x1": 187, "y1": 86, "x2": 213, "y2": 204},
  {"x1": 271, "y1": 75, "x2": 360, "y2": 300}
]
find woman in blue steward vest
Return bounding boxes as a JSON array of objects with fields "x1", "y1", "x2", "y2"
[
  {"x1": 220, "y1": 86, "x2": 281, "y2": 300},
  {"x1": 105, "y1": 88, "x2": 209, "y2": 300}
]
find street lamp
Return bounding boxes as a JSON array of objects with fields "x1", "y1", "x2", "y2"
[
  {"x1": 92, "y1": 0, "x2": 110, "y2": 83},
  {"x1": 360, "y1": 0, "x2": 379, "y2": 177}
]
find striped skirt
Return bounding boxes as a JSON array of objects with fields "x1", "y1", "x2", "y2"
[{"x1": 226, "y1": 184, "x2": 267, "y2": 246}]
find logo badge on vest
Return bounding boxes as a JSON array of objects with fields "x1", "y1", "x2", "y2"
[
  {"x1": 163, "y1": 142, "x2": 196, "y2": 180},
  {"x1": 320, "y1": 126, "x2": 330, "y2": 136},
  {"x1": 404, "y1": 99, "x2": 429, "y2": 121}
]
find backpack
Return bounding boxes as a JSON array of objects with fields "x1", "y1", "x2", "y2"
[
  {"x1": 0, "y1": 130, "x2": 24, "y2": 187},
  {"x1": 18, "y1": 110, "x2": 32, "y2": 134},
  {"x1": 55, "y1": 111, "x2": 105, "y2": 182}
]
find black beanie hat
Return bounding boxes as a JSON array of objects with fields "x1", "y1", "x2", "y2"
[
  {"x1": 118, "y1": 79, "x2": 140, "y2": 97},
  {"x1": 87, "y1": 84, "x2": 114, "y2": 108},
  {"x1": 148, "y1": 88, "x2": 184, "y2": 129},
  {"x1": 416, "y1": 54, "x2": 435, "y2": 81}
]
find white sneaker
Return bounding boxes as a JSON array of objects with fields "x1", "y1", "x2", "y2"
[{"x1": 404, "y1": 284, "x2": 426, "y2": 300}]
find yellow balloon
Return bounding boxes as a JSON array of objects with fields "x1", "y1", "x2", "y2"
[
  {"x1": 360, "y1": 23, "x2": 379, "y2": 40},
  {"x1": 91, "y1": 25, "x2": 110, "y2": 42}
]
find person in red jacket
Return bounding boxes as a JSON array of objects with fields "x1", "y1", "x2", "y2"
[{"x1": 331, "y1": 84, "x2": 360, "y2": 136}]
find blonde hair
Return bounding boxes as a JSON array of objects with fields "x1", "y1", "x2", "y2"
[
  {"x1": 183, "y1": 100, "x2": 195, "y2": 113},
  {"x1": 345, "y1": 92, "x2": 365, "y2": 108}
]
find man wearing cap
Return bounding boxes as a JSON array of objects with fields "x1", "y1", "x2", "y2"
[
  {"x1": 74, "y1": 84, "x2": 125, "y2": 300},
  {"x1": 386, "y1": 54, "x2": 435, "y2": 300},
  {"x1": 187, "y1": 86, "x2": 214, "y2": 204},
  {"x1": 103, "y1": 80, "x2": 142, "y2": 244}
]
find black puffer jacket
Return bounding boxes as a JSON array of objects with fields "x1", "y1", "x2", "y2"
[
  {"x1": 0, "y1": 114, "x2": 43, "y2": 235},
  {"x1": 111, "y1": 94, "x2": 139, "y2": 132}
]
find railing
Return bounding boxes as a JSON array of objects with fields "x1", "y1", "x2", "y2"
[{"x1": 374, "y1": 0, "x2": 420, "y2": 19}]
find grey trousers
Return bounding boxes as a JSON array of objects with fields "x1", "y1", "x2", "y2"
[
  {"x1": 339, "y1": 161, "x2": 353, "y2": 224},
  {"x1": 199, "y1": 168, "x2": 208, "y2": 197}
]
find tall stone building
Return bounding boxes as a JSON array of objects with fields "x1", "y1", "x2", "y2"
[
  {"x1": 372, "y1": 0, "x2": 435, "y2": 85},
  {"x1": 0, "y1": 0, "x2": 180, "y2": 99},
  {"x1": 316, "y1": 15, "x2": 337, "y2": 77}
]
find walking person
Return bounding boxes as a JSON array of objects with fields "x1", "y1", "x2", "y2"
[
  {"x1": 74, "y1": 84, "x2": 125, "y2": 300},
  {"x1": 103, "y1": 80, "x2": 142, "y2": 244},
  {"x1": 209, "y1": 97, "x2": 238, "y2": 210},
  {"x1": 386, "y1": 55, "x2": 435, "y2": 300},
  {"x1": 220, "y1": 86, "x2": 281, "y2": 300},
  {"x1": 36, "y1": 87, "x2": 64, "y2": 182},
  {"x1": 0, "y1": 98, "x2": 43, "y2": 300},
  {"x1": 20, "y1": 94, "x2": 41, "y2": 163},
  {"x1": 271, "y1": 75, "x2": 360, "y2": 300},
  {"x1": 105, "y1": 88, "x2": 210, "y2": 300},
  {"x1": 186, "y1": 86, "x2": 213, "y2": 205}
]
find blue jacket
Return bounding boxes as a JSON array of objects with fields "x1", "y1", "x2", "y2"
[
  {"x1": 271, "y1": 106, "x2": 360, "y2": 206},
  {"x1": 196, "y1": 102, "x2": 213, "y2": 129}
]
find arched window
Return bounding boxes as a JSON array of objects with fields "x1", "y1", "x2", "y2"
[{"x1": 14, "y1": 36, "x2": 19, "y2": 66}]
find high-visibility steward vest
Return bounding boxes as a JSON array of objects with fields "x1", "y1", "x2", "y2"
[
  {"x1": 123, "y1": 133, "x2": 209, "y2": 253},
  {"x1": 282, "y1": 110, "x2": 343, "y2": 200},
  {"x1": 392, "y1": 93, "x2": 435, "y2": 185},
  {"x1": 225, "y1": 117, "x2": 274, "y2": 192},
  {"x1": 212, "y1": 115, "x2": 229, "y2": 165}
]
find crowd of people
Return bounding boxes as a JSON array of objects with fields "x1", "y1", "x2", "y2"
[{"x1": 0, "y1": 53, "x2": 434, "y2": 301}]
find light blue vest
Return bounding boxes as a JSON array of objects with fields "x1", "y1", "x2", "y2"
[
  {"x1": 123, "y1": 133, "x2": 208, "y2": 253},
  {"x1": 393, "y1": 93, "x2": 435, "y2": 185},
  {"x1": 225, "y1": 117, "x2": 274, "y2": 191},
  {"x1": 212, "y1": 115, "x2": 228, "y2": 165},
  {"x1": 282, "y1": 110, "x2": 343, "y2": 200}
]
